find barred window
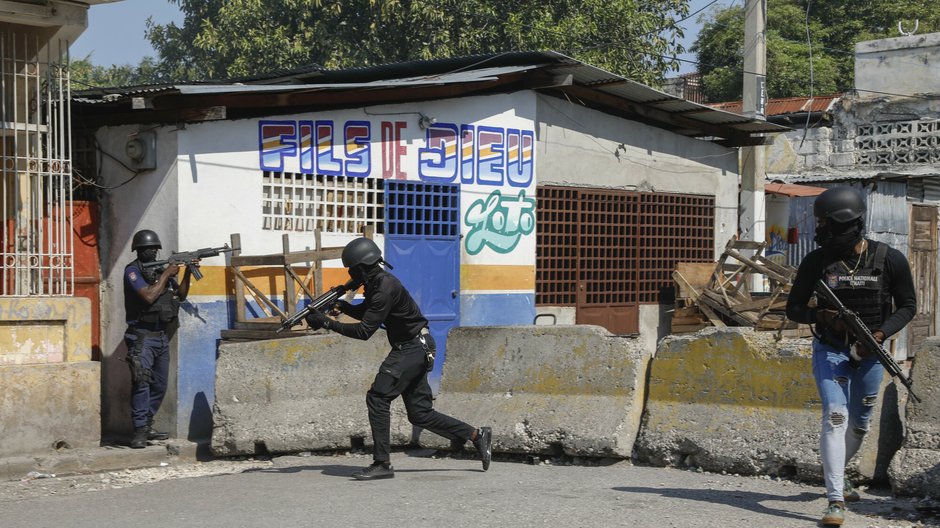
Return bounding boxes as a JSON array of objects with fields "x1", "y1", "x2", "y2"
[
  {"x1": 536, "y1": 186, "x2": 714, "y2": 306},
  {"x1": 261, "y1": 172, "x2": 384, "y2": 233}
]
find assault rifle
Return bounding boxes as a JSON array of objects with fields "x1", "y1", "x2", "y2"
[
  {"x1": 141, "y1": 244, "x2": 238, "y2": 281},
  {"x1": 276, "y1": 278, "x2": 362, "y2": 333},
  {"x1": 815, "y1": 279, "x2": 921, "y2": 403}
]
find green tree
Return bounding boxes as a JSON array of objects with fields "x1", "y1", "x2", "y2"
[
  {"x1": 145, "y1": 0, "x2": 691, "y2": 86},
  {"x1": 692, "y1": 0, "x2": 939, "y2": 102},
  {"x1": 70, "y1": 55, "x2": 165, "y2": 88}
]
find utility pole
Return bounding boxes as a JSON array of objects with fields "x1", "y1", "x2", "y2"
[{"x1": 741, "y1": 0, "x2": 767, "y2": 291}]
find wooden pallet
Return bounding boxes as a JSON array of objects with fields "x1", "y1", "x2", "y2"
[{"x1": 672, "y1": 236, "x2": 809, "y2": 336}]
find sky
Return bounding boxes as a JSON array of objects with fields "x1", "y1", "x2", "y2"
[{"x1": 70, "y1": 0, "x2": 723, "y2": 76}]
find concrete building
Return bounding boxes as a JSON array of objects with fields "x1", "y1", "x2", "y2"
[
  {"x1": 761, "y1": 33, "x2": 940, "y2": 359},
  {"x1": 0, "y1": 0, "x2": 119, "y2": 459},
  {"x1": 71, "y1": 52, "x2": 782, "y2": 442}
]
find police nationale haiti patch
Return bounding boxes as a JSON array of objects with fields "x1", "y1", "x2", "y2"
[
  {"x1": 129, "y1": 272, "x2": 137, "y2": 281},
  {"x1": 826, "y1": 273, "x2": 839, "y2": 288}
]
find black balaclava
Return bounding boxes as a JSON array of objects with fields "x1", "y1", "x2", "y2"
[
  {"x1": 814, "y1": 218, "x2": 863, "y2": 257},
  {"x1": 138, "y1": 247, "x2": 159, "y2": 263},
  {"x1": 350, "y1": 262, "x2": 381, "y2": 284}
]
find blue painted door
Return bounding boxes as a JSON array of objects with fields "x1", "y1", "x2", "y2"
[{"x1": 383, "y1": 181, "x2": 460, "y2": 392}]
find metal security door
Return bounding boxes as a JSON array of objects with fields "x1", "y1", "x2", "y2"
[{"x1": 384, "y1": 181, "x2": 460, "y2": 392}]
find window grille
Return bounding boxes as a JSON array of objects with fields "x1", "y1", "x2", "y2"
[
  {"x1": 536, "y1": 187, "x2": 714, "y2": 307},
  {"x1": 578, "y1": 190, "x2": 638, "y2": 305},
  {"x1": 385, "y1": 181, "x2": 459, "y2": 237},
  {"x1": 261, "y1": 172, "x2": 384, "y2": 234},
  {"x1": 637, "y1": 193, "x2": 714, "y2": 303},
  {"x1": 535, "y1": 187, "x2": 579, "y2": 304},
  {"x1": 1, "y1": 32, "x2": 72, "y2": 296}
]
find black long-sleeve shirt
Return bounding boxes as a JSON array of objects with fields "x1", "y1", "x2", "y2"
[
  {"x1": 329, "y1": 267, "x2": 428, "y2": 345},
  {"x1": 786, "y1": 239, "x2": 917, "y2": 339}
]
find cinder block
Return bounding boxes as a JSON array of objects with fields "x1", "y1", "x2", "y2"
[
  {"x1": 427, "y1": 325, "x2": 650, "y2": 458},
  {"x1": 830, "y1": 152, "x2": 856, "y2": 168}
]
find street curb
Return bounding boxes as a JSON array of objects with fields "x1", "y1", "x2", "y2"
[{"x1": 0, "y1": 440, "x2": 208, "y2": 482}]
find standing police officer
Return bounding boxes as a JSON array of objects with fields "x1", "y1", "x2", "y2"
[
  {"x1": 305, "y1": 237, "x2": 492, "y2": 480},
  {"x1": 786, "y1": 186, "x2": 916, "y2": 526},
  {"x1": 123, "y1": 229, "x2": 195, "y2": 448}
]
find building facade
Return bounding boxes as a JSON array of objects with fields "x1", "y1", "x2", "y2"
[{"x1": 73, "y1": 52, "x2": 780, "y2": 440}]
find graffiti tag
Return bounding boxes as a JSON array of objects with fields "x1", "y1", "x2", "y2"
[{"x1": 464, "y1": 190, "x2": 535, "y2": 255}]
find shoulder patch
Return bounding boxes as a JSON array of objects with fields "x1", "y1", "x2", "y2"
[{"x1": 128, "y1": 271, "x2": 137, "y2": 281}]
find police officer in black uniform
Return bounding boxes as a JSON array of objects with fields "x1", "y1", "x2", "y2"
[
  {"x1": 123, "y1": 229, "x2": 195, "y2": 448},
  {"x1": 305, "y1": 237, "x2": 492, "y2": 480},
  {"x1": 786, "y1": 186, "x2": 915, "y2": 526}
]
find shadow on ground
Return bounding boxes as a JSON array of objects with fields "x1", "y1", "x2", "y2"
[{"x1": 613, "y1": 486, "x2": 820, "y2": 523}]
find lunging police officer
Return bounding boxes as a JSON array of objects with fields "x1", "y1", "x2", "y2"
[
  {"x1": 123, "y1": 229, "x2": 195, "y2": 448},
  {"x1": 305, "y1": 237, "x2": 492, "y2": 480},
  {"x1": 786, "y1": 186, "x2": 915, "y2": 526}
]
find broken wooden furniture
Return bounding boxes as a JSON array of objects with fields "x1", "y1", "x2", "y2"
[
  {"x1": 671, "y1": 237, "x2": 810, "y2": 337},
  {"x1": 220, "y1": 229, "x2": 371, "y2": 341}
]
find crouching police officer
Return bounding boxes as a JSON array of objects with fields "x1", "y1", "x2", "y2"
[
  {"x1": 123, "y1": 229, "x2": 195, "y2": 448},
  {"x1": 305, "y1": 237, "x2": 492, "y2": 480},
  {"x1": 786, "y1": 186, "x2": 915, "y2": 526}
]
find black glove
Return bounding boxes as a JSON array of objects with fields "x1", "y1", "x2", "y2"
[{"x1": 304, "y1": 310, "x2": 332, "y2": 331}]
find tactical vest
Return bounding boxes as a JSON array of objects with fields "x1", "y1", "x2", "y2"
[
  {"x1": 124, "y1": 259, "x2": 179, "y2": 325},
  {"x1": 818, "y1": 240, "x2": 889, "y2": 342}
]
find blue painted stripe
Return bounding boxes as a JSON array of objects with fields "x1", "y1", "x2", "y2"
[{"x1": 460, "y1": 293, "x2": 535, "y2": 326}]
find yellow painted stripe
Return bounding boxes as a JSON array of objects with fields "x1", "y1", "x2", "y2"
[
  {"x1": 461, "y1": 264, "x2": 534, "y2": 291},
  {"x1": 187, "y1": 266, "x2": 355, "y2": 297},
  {"x1": 186, "y1": 265, "x2": 533, "y2": 296}
]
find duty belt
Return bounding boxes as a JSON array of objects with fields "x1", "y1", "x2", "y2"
[{"x1": 392, "y1": 327, "x2": 430, "y2": 350}]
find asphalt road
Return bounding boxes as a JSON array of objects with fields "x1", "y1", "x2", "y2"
[{"x1": 0, "y1": 450, "x2": 935, "y2": 528}]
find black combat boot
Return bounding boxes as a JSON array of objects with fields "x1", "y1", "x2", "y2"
[
  {"x1": 130, "y1": 427, "x2": 149, "y2": 449},
  {"x1": 147, "y1": 418, "x2": 169, "y2": 441}
]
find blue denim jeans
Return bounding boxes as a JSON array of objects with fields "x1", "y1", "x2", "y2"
[{"x1": 812, "y1": 338, "x2": 884, "y2": 502}]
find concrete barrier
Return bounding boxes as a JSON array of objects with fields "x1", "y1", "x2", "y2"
[
  {"x1": 0, "y1": 361, "x2": 101, "y2": 458},
  {"x1": 889, "y1": 337, "x2": 940, "y2": 499},
  {"x1": 211, "y1": 331, "x2": 413, "y2": 456},
  {"x1": 423, "y1": 325, "x2": 650, "y2": 458},
  {"x1": 634, "y1": 327, "x2": 899, "y2": 481}
]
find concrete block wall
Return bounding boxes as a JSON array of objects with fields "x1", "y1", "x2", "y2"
[{"x1": 0, "y1": 297, "x2": 100, "y2": 458}]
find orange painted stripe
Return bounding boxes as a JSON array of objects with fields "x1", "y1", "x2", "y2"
[
  {"x1": 186, "y1": 265, "x2": 534, "y2": 296},
  {"x1": 461, "y1": 264, "x2": 534, "y2": 291},
  {"x1": 187, "y1": 266, "x2": 356, "y2": 297}
]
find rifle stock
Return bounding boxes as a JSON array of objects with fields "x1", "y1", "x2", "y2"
[
  {"x1": 276, "y1": 278, "x2": 362, "y2": 333},
  {"x1": 814, "y1": 280, "x2": 921, "y2": 403}
]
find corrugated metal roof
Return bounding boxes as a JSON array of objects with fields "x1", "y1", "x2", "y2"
[
  {"x1": 765, "y1": 182, "x2": 827, "y2": 197},
  {"x1": 710, "y1": 95, "x2": 840, "y2": 117},
  {"x1": 73, "y1": 51, "x2": 787, "y2": 141},
  {"x1": 770, "y1": 168, "x2": 940, "y2": 184}
]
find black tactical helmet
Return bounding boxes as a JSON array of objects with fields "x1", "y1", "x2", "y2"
[
  {"x1": 342, "y1": 237, "x2": 382, "y2": 268},
  {"x1": 814, "y1": 186, "x2": 866, "y2": 224},
  {"x1": 132, "y1": 229, "x2": 162, "y2": 250}
]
